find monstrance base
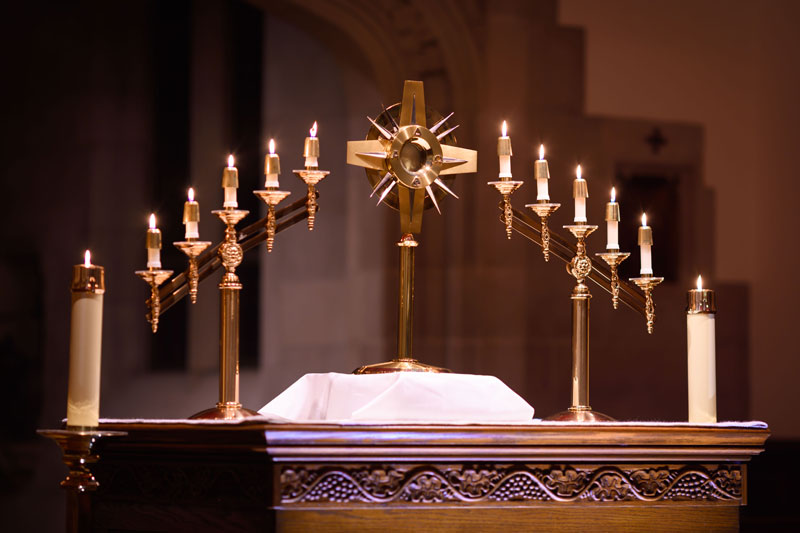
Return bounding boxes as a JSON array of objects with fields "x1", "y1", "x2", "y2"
[
  {"x1": 545, "y1": 407, "x2": 616, "y2": 422},
  {"x1": 189, "y1": 405, "x2": 260, "y2": 420},
  {"x1": 353, "y1": 358, "x2": 451, "y2": 374}
]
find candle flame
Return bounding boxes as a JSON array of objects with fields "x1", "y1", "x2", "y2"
[
  {"x1": 84, "y1": 249, "x2": 91, "y2": 267},
  {"x1": 310, "y1": 121, "x2": 318, "y2": 137},
  {"x1": 641, "y1": 212, "x2": 647, "y2": 227},
  {"x1": 227, "y1": 154, "x2": 234, "y2": 168},
  {"x1": 268, "y1": 139, "x2": 275, "y2": 155},
  {"x1": 576, "y1": 164, "x2": 582, "y2": 180},
  {"x1": 188, "y1": 187, "x2": 195, "y2": 202},
  {"x1": 611, "y1": 187, "x2": 616, "y2": 202},
  {"x1": 697, "y1": 275, "x2": 703, "y2": 290},
  {"x1": 501, "y1": 120, "x2": 507, "y2": 137},
  {"x1": 539, "y1": 144, "x2": 545, "y2": 160},
  {"x1": 149, "y1": 213, "x2": 156, "y2": 230}
]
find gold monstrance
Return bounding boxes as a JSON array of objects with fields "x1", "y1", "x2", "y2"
[{"x1": 347, "y1": 80, "x2": 477, "y2": 373}]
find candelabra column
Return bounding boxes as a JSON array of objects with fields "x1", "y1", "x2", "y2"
[
  {"x1": 191, "y1": 208, "x2": 259, "y2": 419},
  {"x1": 397, "y1": 234, "x2": 416, "y2": 360},
  {"x1": 547, "y1": 224, "x2": 614, "y2": 422}
]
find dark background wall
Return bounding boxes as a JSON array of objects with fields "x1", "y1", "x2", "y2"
[{"x1": 0, "y1": 1, "x2": 797, "y2": 530}]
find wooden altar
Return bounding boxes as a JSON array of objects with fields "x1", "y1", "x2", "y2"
[{"x1": 76, "y1": 420, "x2": 767, "y2": 532}]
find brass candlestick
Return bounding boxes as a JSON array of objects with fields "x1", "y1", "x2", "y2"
[
  {"x1": 630, "y1": 275, "x2": 664, "y2": 334},
  {"x1": 174, "y1": 240, "x2": 211, "y2": 304},
  {"x1": 293, "y1": 168, "x2": 330, "y2": 230},
  {"x1": 488, "y1": 180, "x2": 523, "y2": 239},
  {"x1": 347, "y1": 80, "x2": 477, "y2": 373},
  {"x1": 547, "y1": 223, "x2": 614, "y2": 422},
  {"x1": 254, "y1": 189, "x2": 291, "y2": 252},
  {"x1": 135, "y1": 268, "x2": 173, "y2": 332},
  {"x1": 526, "y1": 201, "x2": 561, "y2": 261},
  {"x1": 191, "y1": 208, "x2": 258, "y2": 419},
  {"x1": 596, "y1": 251, "x2": 631, "y2": 309}
]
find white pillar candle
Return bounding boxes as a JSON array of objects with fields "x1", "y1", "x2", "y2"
[
  {"x1": 265, "y1": 139, "x2": 280, "y2": 188},
  {"x1": 638, "y1": 213, "x2": 653, "y2": 275},
  {"x1": 183, "y1": 187, "x2": 199, "y2": 239},
  {"x1": 606, "y1": 187, "x2": 620, "y2": 250},
  {"x1": 66, "y1": 250, "x2": 105, "y2": 428},
  {"x1": 497, "y1": 120, "x2": 512, "y2": 179},
  {"x1": 573, "y1": 165, "x2": 587, "y2": 223},
  {"x1": 222, "y1": 155, "x2": 238, "y2": 208},
  {"x1": 146, "y1": 214, "x2": 161, "y2": 268},
  {"x1": 304, "y1": 121, "x2": 320, "y2": 168},
  {"x1": 687, "y1": 275, "x2": 717, "y2": 423},
  {"x1": 534, "y1": 144, "x2": 550, "y2": 201}
]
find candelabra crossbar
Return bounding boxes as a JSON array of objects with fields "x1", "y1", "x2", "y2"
[
  {"x1": 501, "y1": 203, "x2": 648, "y2": 317},
  {"x1": 154, "y1": 193, "x2": 315, "y2": 315}
]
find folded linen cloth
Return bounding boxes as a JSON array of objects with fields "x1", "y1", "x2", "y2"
[{"x1": 258, "y1": 372, "x2": 534, "y2": 422}]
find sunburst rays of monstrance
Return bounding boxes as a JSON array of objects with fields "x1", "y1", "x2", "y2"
[{"x1": 347, "y1": 80, "x2": 477, "y2": 373}]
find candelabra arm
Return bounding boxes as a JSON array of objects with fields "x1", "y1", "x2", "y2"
[
  {"x1": 630, "y1": 276, "x2": 664, "y2": 334},
  {"x1": 254, "y1": 189, "x2": 292, "y2": 253},
  {"x1": 293, "y1": 168, "x2": 330, "y2": 231},
  {"x1": 488, "y1": 180, "x2": 523, "y2": 239},
  {"x1": 596, "y1": 251, "x2": 631, "y2": 310},
  {"x1": 156, "y1": 194, "x2": 314, "y2": 315},
  {"x1": 174, "y1": 240, "x2": 211, "y2": 304},
  {"x1": 503, "y1": 203, "x2": 649, "y2": 317},
  {"x1": 526, "y1": 202, "x2": 561, "y2": 262}
]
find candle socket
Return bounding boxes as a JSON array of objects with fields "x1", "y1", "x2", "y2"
[
  {"x1": 293, "y1": 168, "x2": 330, "y2": 231},
  {"x1": 596, "y1": 251, "x2": 630, "y2": 309},
  {"x1": 174, "y1": 240, "x2": 212, "y2": 304},
  {"x1": 630, "y1": 275, "x2": 665, "y2": 334},
  {"x1": 688, "y1": 289, "x2": 716, "y2": 314},
  {"x1": 488, "y1": 180, "x2": 523, "y2": 239},
  {"x1": 135, "y1": 268, "x2": 173, "y2": 333},
  {"x1": 526, "y1": 202, "x2": 561, "y2": 261},
  {"x1": 254, "y1": 190, "x2": 292, "y2": 252},
  {"x1": 37, "y1": 429, "x2": 127, "y2": 493}
]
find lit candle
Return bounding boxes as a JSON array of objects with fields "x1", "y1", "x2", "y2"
[
  {"x1": 66, "y1": 250, "x2": 105, "y2": 428},
  {"x1": 304, "y1": 121, "x2": 320, "y2": 168},
  {"x1": 534, "y1": 144, "x2": 550, "y2": 201},
  {"x1": 605, "y1": 187, "x2": 620, "y2": 250},
  {"x1": 265, "y1": 139, "x2": 280, "y2": 188},
  {"x1": 146, "y1": 214, "x2": 162, "y2": 269},
  {"x1": 573, "y1": 164, "x2": 588, "y2": 223},
  {"x1": 638, "y1": 213, "x2": 653, "y2": 275},
  {"x1": 497, "y1": 120, "x2": 512, "y2": 179},
  {"x1": 183, "y1": 187, "x2": 199, "y2": 240},
  {"x1": 687, "y1": 275, "x2": 717, "y2": 423},
  {"x1": 222, "y1": 155, "x2": 238, "y2": 208}
]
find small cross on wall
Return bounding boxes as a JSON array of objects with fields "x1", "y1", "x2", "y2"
[{"x1": 645, "y1": 127, "x2": 668, "y2": 154}]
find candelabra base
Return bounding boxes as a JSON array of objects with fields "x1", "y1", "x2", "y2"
[
  {"x1": 189, "y1": 404, "x2": 260, "y2": 420},
  {"x1": 353, "y1": 358, "x2": 451, "y2": 374},
  {"x1": 545, "y1": 407, "x2": 616, "y2": 422},
  {"x1": 37, "y1": 428, "x2": 128, "y2": 491}
]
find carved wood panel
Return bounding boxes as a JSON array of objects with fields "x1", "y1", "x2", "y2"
[{"x1": 280, "y1": 463, "x2": 743, "y2": 505}]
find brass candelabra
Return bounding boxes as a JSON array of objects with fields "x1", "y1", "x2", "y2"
[
  {"x1": 490, "y1": 181, "x2": 663, "y2": 422},
  {"x1": 135, "y1": 268, "x2": 172, "y2": 333}
]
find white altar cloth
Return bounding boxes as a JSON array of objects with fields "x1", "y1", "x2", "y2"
[{"x1": 257, "y1": 372, "x2": 535, "y2": 423}]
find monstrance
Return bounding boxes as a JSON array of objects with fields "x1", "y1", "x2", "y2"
[{"x1": 347, "y1": 80, "x2": 477, "y2": 373}]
